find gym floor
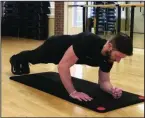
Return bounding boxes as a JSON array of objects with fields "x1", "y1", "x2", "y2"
[{"x1": 1, "y1": 33, "x2": 144, "y2": 117}]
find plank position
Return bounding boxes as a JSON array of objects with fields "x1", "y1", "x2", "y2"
[{"x1": 10, "y1": 32, "x2": 133, "y2": 102}]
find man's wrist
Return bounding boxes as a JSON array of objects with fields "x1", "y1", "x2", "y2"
[
  {"x1": 69, "y1": 90, "x2": 77, "y2": 96},
  {"x1": 100, "y1": 82, "x2": 113, "y2": 94}
]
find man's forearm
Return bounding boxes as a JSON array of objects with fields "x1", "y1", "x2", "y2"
[
  {"x1": 98, "y1": 69, "x2": 113, "y2": 94},
  {"x1": 99, "y1": 81, "x2": 113, "y2": 94},
  {"x1": 58, "y1": 67, "x2": 76, "y2": 94}
]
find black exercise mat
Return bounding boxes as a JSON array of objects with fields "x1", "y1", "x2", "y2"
[{"x1": 10, "y1": 72, "x2": 144, "y2": 113}]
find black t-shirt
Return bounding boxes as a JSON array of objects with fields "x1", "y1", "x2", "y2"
[{"x1": 72, "y1": 32, "x2": 113, "y2": 72}]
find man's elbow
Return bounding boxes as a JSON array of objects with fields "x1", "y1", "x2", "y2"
[
  {"x1": 58, "y1": 62, "x2": 68, "y2": 72},
  {"x1": 58, "y1": 63, "x2": 63, "y2": 72}
]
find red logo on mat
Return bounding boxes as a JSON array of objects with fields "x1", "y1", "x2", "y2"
[
  {"x1": 139, "y1": 96, "x2": 144, "y2": 100},
  {"x1": 97, "y1": 107, "x2": 106, "y2": 111}
]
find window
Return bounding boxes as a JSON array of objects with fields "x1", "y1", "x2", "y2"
[
  {"x1": 72, "y1": 2, "x2": 126, "y2": 27},
  {"x1": 72, "y1": 2, "x2": 85, "y2": 27},
  {"x1": 116, "y1": 1, "x2": 126, "y2": 19},
  {"x1": 49, "y1": 2, "x2": 55, "y2": 15},
  {"x1": 72, "y1": 2, "x2": 93, "y2": 27}
]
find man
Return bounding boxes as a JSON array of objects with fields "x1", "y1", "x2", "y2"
[{"x1": 10, "y1": 32, "x2": 133, "y2": 102}]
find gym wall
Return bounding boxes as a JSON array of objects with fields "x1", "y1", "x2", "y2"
[
  {"x1": 130, "y1": 1, "x2": 144, "y2": 33},
  {"x1": 49, "y1": 1, "x2": 65, "y2": 36},
  {"x1": 63, "y1": 2, "x2": 83, "y2": 35},
  {"x1": 48, "y1": 2, "x2": 55, "y2": 37},
  {"x1": 63, "y1": 2, "x2": 129, "y2": 35},
  {"x1": 63, "y1": 2, "x2": 144, "y2": 35},
  {"x1": 54, "y1": 1, "x2": 64, "y2": 35},
  {"x1": 48, "y1": 15, "x2": 55, "y2": 37},
  {"x1": 56, "y1": 2, "x2": 82, "y2": 35},
  {"x1": 0, "y1": 1, "x2": 1, "y2": 36}
]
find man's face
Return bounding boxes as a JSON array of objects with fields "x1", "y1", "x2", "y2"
[
  {"x1": 103, "y1": 41, "x2": 127, "y2": 63},
  {"x1": 109, "y1": 50, "x2": 127, "y2": 63}
]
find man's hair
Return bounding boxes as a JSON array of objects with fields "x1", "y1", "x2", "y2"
[{"x1": 109, "y1": 33, "x2": 133, "y2": 56}]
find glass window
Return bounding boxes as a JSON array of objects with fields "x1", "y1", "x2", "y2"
[
  {"x1": 72, "y1": 2, "x2": 93, "y2": 27},
  {"x1": 116, "y1": 1, "x2": 126, "y2": 19},
  {"x1": 72, "y1": 2, "x2": 126, "y2": 27}
]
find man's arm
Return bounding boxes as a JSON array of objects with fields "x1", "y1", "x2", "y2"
[
  {"x1": 58, "y1": 45, "x2": 78, "y2": 94},
  {"x1": 98, "y1": 68, "x2": 122, "y2": 99},
  {"x1": 58, "y1": 45, "x2": 93, "y2": 101},
  {"x1": 98, "y1": 68, "x2": 113, "y2": 94}
]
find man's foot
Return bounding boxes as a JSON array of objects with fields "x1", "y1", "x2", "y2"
[
  {"x1": 10, "y1": 54, "x2": 30, "y2": 75},
  {"x1": 111, "y1": 87, "x2": 122, "y2": 99}
]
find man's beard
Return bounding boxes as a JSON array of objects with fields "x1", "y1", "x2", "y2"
[{"x1": 105, "y1": 50, "x2": 114, "y2": 62}]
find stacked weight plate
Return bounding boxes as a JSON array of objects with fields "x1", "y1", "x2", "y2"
[
  {"x1": 92, "y1": 1, "x2": 116, "y2": 34},
  {"x1": 1, "y1": 1, "x2": 20, "y2": 36},
  {"x1": 98, "y1": 8, "x2": 106, "y2": 34},
  {"x1": 106, "y1": 7, "x2": 116, "y2": 33},
  {"x1": 1, "y1": 1, "x2": 50, "y2": 40},
  {"x1": 19, "y1": 1, "x2": 50, "y2": 40}
]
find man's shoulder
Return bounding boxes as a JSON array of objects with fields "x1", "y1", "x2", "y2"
[
  {"x1": 77, "y1": 32, "x2": 96, "y2": 36},
  {"x1": 73, "y1": 32, "x2": 107, "y2": 44},
  {"x1": 79, "y1": 32, "x2": 103, "y2": 40}
]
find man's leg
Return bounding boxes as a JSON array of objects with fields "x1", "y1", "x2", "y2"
[{"x1": 10, "y1": 35, "x2": 61, "y2": 75}]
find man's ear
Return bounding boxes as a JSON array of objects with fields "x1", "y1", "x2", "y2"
[
  {"x1": 105, "y1": 41, "x2": 113, "y2": 51},
  {"x1": 108, "y1": 42, "x2": 113, "y2": 50}
]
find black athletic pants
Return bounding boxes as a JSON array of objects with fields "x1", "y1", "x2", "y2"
[
  {"x1": 15, "y1": 35, "x2": 74, "y2": 64},
  {"x1": 17, "y1": 35, "x2": 96, "y2": 65}
]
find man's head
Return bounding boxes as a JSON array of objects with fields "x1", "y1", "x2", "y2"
[{"x1": 102, "y1": 33, "x2": 133, "y2": 63}]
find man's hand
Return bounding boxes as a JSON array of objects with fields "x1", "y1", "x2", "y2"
[
  {"x1": 111, "y1": 87, "x2": 122, "y2": 99},
  {"x1": 98, "y1": 68, "x2": 123, "y2": 99},
  {"x1": 69, "y1": 90, "x2": 93, "y2": 102}
]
